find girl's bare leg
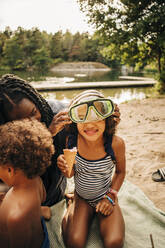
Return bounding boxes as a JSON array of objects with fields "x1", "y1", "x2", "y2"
[
  {"x1": 62, "y1": 192, "x2": 94, "y2": 248},
  {"x1": 98, "y1": 203, "x2": 125, "y2": 248}
]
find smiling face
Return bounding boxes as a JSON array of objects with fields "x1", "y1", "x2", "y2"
[
  {"x1": 5, "y1": 98, "x2": 41, "y2": 122},
  {"x1": 77, "y1": 120, "x2": 105, "y2": 142}
]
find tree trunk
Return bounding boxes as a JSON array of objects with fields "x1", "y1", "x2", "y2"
[{"x1": 158, "y1": 47, "x2": 162, "y2": 73}]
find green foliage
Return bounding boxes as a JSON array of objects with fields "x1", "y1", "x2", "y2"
[
  {"x1": 78, "y1": 0, "x2": 165, "y2": 73},
  {"x1": 62, "y1": 30, "x2": 73, "y2": 61},
  {"x1": 32, "y1": 47, "x2": 52, "y2": 71},
  {"x1": 2, "y1": 27, "x2": 52, "y2": 71},
  {"x1": 1, "y1": 1, "x2": 165, "y2": 76},
  {"x1": 0, "y1": 27, "x2": 109, "y2": 71},
  {"x1": 155, "y1": 71, "x2": 165, "y2": 94},
  {"x1": 50, "y1": 31, "x2": 63, "y2": 59},
  {"x1": 3, "y1": 36, "x2": 26, "y2": 70},
  {"x1": 0, "y1": 27, "x2": 12, "y2": 62},
  {"x1": 53, "y1": 58, "x2": 64, "y2": 65}
]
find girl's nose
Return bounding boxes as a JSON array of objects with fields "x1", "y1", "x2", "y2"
[
  {"x1": 85, "y1": 107, "x2": 99, "y2": 122},
  {"x1": 84, "y1": 121, "x2": 95, "y2": 127}
]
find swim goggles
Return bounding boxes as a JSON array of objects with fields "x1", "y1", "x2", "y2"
[{"x1": 69, "y1": 98, "x2": 114, "y2": 123}]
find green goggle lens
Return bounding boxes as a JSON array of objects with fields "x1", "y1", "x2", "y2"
[
  {"x1": 70, "y1": 103, "x2": 88, "y2": 122},
  {"x1": 69, "y1": 99, "x2": 114, "y2": 123}
]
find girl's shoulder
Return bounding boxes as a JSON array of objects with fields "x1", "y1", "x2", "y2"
[
  {"x1": 112, "y1": 135, "x2": 125, "y2": 144},
  {"x1": 111, "y1": 135, "x2": 125, "y2": 152}
]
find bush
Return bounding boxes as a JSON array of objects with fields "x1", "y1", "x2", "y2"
[
  {"x1": 155, "y1": 71, "x2": 165, "y2": 94},
  {"x1": 53, "y1": 58, "x2": 64, "y2": 66}
]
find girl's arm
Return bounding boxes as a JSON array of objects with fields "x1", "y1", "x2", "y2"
[
  {"x1": 111, "y1": 135, "x2": 126, "y2": 193},
  {"x1": 57, "y1": 154, "x2": 75, "y2": 178},
  {"x1": 96, "y1": 135, "x2": 125, "y2": 215}
]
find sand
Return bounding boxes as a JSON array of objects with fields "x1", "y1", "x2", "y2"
[{"x1": 117, "y1": 96, "x2": 165, "y2": 212}]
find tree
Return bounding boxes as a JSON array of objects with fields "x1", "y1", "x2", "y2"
[
  {"x1": 68, "y1": 32, "x2": 82, "y2": 61},
  {"x1": 0, "y1": 27, "x2": 12, "y2": 65},
  {"x1": 78, "y1": 0, "x2": 165, "y2": 73},
  {"x1": 24, "y1": 28, "x2": 46, "y2": 68},
  {"x1": 50, "y1": 31, "x2": 63, "y2": 59},
  {"x1": 33, "y1": 47, "x2": 52, "y2": 71},
  {"x1": 3, "y1": 36, "x2": 26, "y2": 70},
  {"x1": 62, "y1": 30, "x2": 73, "y2": 60}
]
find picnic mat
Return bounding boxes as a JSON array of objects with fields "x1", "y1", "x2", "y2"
[{"x1": 46, "y1": 180, "x2": 165, "y2": 248}]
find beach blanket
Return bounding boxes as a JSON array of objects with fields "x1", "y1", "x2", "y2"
[{"x1": 46, "y1": 180, "x2": 165, "y2": 248}]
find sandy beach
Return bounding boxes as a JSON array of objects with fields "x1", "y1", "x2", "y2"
[{"x1": 118, "y1": 96, "x2": 165, "y2": 212}]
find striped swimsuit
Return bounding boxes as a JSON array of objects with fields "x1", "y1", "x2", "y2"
[
  {"x1": 74, "y1": 153, "x2": 115, "y2": 207},
  {"x1": 68, "y1": 133, "x2": 116, "y2": 207}
]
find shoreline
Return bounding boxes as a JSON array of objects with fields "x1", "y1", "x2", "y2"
[{"x1": 31, "y1": 80, "x2": 155, "y2": 91}]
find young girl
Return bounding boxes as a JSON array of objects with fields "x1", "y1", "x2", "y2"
[{"x1": 57, "y1": 90, "x2": 126, "y2": 248}]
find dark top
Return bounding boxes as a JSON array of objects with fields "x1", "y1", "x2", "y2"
[{"x1": 41, "y1": 99, "x2": 67, "y2": 206}]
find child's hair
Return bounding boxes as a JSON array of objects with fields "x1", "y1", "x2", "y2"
[
  {"x1": 0, "y1": 119, "x2": 55, "y2": 179},
  {"x1": 0, "y1": 74, "x2": 54, "y2": 126},
  {"x1": 66, "y1": 90, "x2": 116, "y2": 137}
]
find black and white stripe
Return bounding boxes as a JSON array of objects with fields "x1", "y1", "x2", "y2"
[{"x1": 74, "y1": 153, "x2": 115, "y2": 206}]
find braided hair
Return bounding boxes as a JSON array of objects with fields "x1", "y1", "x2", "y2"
[{"x1": 0, "y1": 74, "x2": 54, "y2": 126}]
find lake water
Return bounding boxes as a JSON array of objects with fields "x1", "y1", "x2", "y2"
[
  {"x1": 0, "y1": 68, "x2": 155, "y2": 104},
  {"x1": 38, "y1": 69, "x2": 154, "y2": 104},
  {"x1": 41, "y1": 87, "x2": 152, "y2": 105}
]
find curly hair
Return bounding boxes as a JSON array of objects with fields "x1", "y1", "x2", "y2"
[
  {"x1": 0, "y1": 119, "x2": 55, "y2": 179},
  {"x1": 0, "y1": 74, "x2": 54, "y2": 127}
]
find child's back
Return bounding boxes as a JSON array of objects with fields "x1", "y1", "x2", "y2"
[
  {"x1": 0, "y1": 178, "x2": 45, "y2": 247},
  {"x1": 0, "y1": 119, "x2": 54, "y2": 248}
]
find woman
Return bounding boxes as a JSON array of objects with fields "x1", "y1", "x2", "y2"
[
  {"x1": 0, "y1": 74, "x2": 121, "y2": 207},
  {"x1": 0, "y1": 74, "x2": 71, "y2": 207}
]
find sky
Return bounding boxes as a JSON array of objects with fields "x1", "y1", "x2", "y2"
[{"x1": 0, "y1": 0, "x2": 94, "y2": 34}]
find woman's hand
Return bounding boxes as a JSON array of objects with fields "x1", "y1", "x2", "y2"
[
  {"x1": 48, "y1": 110, "x2": 72, "y2": 136},
  {"x1": 95, "y1": 197, "x2": 114, "y2": 216},
  {"x1": 112, "y1": 104, "x2": 121, "y2": 125}
]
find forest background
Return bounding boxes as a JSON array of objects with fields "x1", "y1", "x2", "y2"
[{"x1": 0, "y1": 0, "x2": 164, "y2": 92}]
